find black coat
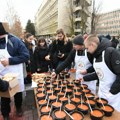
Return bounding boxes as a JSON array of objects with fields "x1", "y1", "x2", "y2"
[
  {"x1": 49, "y1": 40, "x2": 73, "y2": 68},
  {"x1": 84, "y1": 38, "x2": 120, "y2": 94},
  {"x1": 55, "y1": 49, "x2": 94, "y2": 74},
  {"x1": 34, "y1": 47, "x2": 50, "y2": 73}
]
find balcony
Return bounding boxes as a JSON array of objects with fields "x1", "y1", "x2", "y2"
[
  {"x1": 74, "y1": 28, "x2": 81, "y2": 33},
  {"x1": 86, "y1": 0, "x2": 92, "y2": 6},
  {"x1": 74, "y1": 6, "x2": 82, "y2": 12},
  {"x1": 75, "y1": 17, "x2": 82, "y2": 22}
]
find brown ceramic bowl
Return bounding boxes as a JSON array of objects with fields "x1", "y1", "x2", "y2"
[
  {"x1": 40, "y1": 114, "x2": 53, "y2": 120},
  {"x1": 77, "y1": 103, "x2": 89, "y2": 115},
  {"x1": 90, "y1": 108, "x2": 104, "y2": 120},
  {"x1": 53, "y1": 109, "x2": 67, "y2": 120},
  {"x1": 101, "y1": 104, "x2": 114, "y2": 117},
  {"x1": 64, "y1": 102, "x2": 76, "y2": 113},
  {"x1": 96, "y1": 98, "x2": 108, "y2": 108},
  {"x1": 70, "y1": 111, "x2": 84, "y2": 120}
]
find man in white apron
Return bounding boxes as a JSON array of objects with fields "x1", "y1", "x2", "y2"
[
  {"x1": 0, "y1": 22, "x2": 29, "y2": 120},
  {"x1": 83, "y1": 34, "x2": 120, "y2": 112},
  {"x1": 51, "y1": 35, "x2": 96, "y2": 94}
]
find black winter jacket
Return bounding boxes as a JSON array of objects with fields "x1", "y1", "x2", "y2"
[
  {"x1": 84, "y1": 39, "x2": 120, "y2": 94},
  {"x1": 55, "y1": 49, "x2": 94, "y2": 74}
]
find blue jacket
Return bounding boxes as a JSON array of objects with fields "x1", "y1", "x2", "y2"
[{"x1": 0, "y1": 34, "x2": 30, "y2": 65}]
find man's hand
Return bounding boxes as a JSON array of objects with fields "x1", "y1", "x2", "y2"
[
  {"x1": 45, "y1": 55, "x2": 50, "y2": 60},
  {"x1": 80, "y1": 69, "x2": 87, "y2": 75},
  {"x1": 1, "y1": 58, "x2": 9, "y2": 66},
  {"x1": 51, "y1": 72, "x2": 56, "y2": 79}
]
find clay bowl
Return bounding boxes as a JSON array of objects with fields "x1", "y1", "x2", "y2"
[
  {"x1": 53, "y1": 109, "x2": 67, "y2": 120},
  {"x1": 73, "y1": 80, "x2": 81, "y2": 86},
  {"x1": 71, "y1": 97, "x2": 81, "y2": 105},
  {"x1": 40, "y1": 113, "x2": 53, "y2": 120},
  {"x1": 37, "y1": 83, "x2": 44, "y2": 88},
  {"x1": 74, "y1": 91, "x2": 83, "y2": 98},
  {"x1": 49, "y1": 94, "x2": 57, "y2": 103},
  {"x1": 46, "y1": 84, "x2": 54, "y2": 90},
  {"x1": 67, "y1": 83, "x2": 74, "y2": 88},
  {"x1": 52, "y1": 101, "x2": 62, "y2": 111},
  {"x1": 80, "y1": 84, "x2": 88, "y2": 89},
  {"x1": 36, "y1": 93, "x2": 45, "y2": 101},
  {"x1": 101, "y1": 104, "x2": 114, "y2": 117},
  {"x1": 82, "y1": 88, "x2": 91, "y2": 94},
  {"x1": 59, "y1": 97, "x2": 68, "y2": 105},
  {"x1": 85, "y1": 99, "x2": 96, "y2": 108},
  {"x1": 85, "y1": 93, "x2": 95, "y2": 100},
  {"x1": 77, "y1": 103, "x2": 89, "y2": 115},
  {"x1": 38, "y1": 99, "x2": 47, "y2": 107},
  {"x1": 46, "y1": 90, "x2": 54, "y2": 96},
  {"x1": 90, "y1": 108, "x2": 104, "y2": 120},
  {"x1": 40, "y1": 104, "x2": 51, "y2": 114},
  {"x1": 58, "y1": 91, "x2": 65, "y2": 98},
  {"x1": 37, "y1": 87, "x2": 45, "y2": 93},
  {"x1": 53, "y1": 81, "x2": 59, "y2": 87},
  {"x1": 64, "y1": 102, "x2": 76, "y2": 113},
  {"x1": 73, "y1": 86, "x2": 82, "y2": 92},
  {"x1": 54, "y1": 87, "x2": 61, "y2": 94},
  {"x1": 59, "y1": 84, "x2": 66, "y2": 90},
  {"x1": 70, "y1": 111, "x2": 84, "y2": 120},
  {"x1": 63, "y1": 88, "x2": 73, "y2": 96},
  {"x1": 96, "y1": 98, "x2": 108, "y2": 108}
]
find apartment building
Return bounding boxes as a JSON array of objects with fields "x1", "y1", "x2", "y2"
[
  {"x1": 96, "y1": 9, "x2": 120, "y2": 36},
  {"x1": 73, "y1": 0, "x2": 92, "y2": 34},
  {"x1": 35, "y1": 0, "x2": 92, "y2": 36}
]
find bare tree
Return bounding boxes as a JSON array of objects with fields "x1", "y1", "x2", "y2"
[
  {"x1": 65, "y1": 0, "x2": 75, "y2": 35},
  {"x1": 4, "y1": 0, "x2": 23, "y2": 37},
  {"x1": 91, "y1": 0, "x2": 102, "y2": 34}
]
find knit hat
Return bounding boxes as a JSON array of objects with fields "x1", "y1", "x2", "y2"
[
  {"x1": 73, "y1": 35, "x2": 84, "y2": 45},
  {"x1": 0, "y1": 22, "x2": 7, "y2": 35}
]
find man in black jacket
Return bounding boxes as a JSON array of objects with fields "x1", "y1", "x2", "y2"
[{"x1": 83, "y1": 34, "x2": 120, "y2": 112}]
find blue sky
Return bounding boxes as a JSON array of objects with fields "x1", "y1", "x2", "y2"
[{"x1": 0, "y1": 0, "x2": 120, "y2": 28}]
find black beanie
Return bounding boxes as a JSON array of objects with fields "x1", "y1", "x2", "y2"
[
  {"x1": 73, "y1": 35, "x2": 84, "y2": 45},
  {"x1": 0, "y1": 22, "x2": 7, "y2": 35}
]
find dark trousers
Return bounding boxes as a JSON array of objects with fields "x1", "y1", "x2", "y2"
[{"x1": 1, "y1": 92, "x2": 22, "y2": 117}]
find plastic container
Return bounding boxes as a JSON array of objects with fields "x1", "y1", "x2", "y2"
[
  {"x1": 49, "y1": 94, "x2": 57, "y2": 103},
  {"x1": 90, "y1": 108, "x2": 104, "y2": 120},
  {"x1": 74, "y1": 91, "x2": 83, "y2": 98},
  {"x1": 59, "y1": 97, "x2": 68, "y2": 105}
]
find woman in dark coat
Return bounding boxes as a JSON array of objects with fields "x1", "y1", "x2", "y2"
[
  {"x1": 34, "y1": 37, "x2": 50, "y2": 73},
  {"x1": 45, "y1": 29, "x2": 73, "y2": 69}
]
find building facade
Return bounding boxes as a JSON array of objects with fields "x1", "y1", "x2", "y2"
[
  {"x1": 35, "y1": 0, "x2": 91, "y2": 36},
  {"x1": 96, "y1": 9, "x2": 120, "y2": 37},
  {"x1": 73, "y1": 0, "x2": 92, "y2": 35}
]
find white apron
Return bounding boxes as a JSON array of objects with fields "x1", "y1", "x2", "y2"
[
  {"x1": 0, "y1": 35, "x2": 24, "y2": 92},
  {"x1": 75, "y1": 50, "x2": 97, "y2": 94},
  {"x1": 93, "y1": 51, "x2": 120, "y2": 112}
]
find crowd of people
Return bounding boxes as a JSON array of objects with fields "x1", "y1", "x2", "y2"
[{"x1": 0, "y1": 21, "x2": 120, "y2": 120}]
